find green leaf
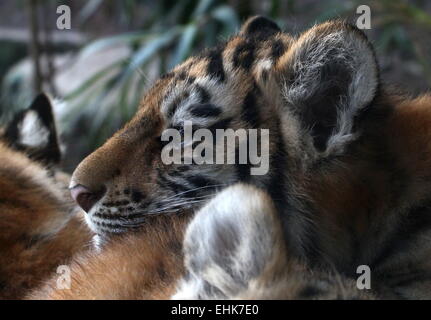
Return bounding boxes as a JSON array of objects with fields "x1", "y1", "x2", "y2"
[
  {"x1": 210, "y1": 5, "x2": 240, "y2": 35},
  {"x1": 63, "y1": 60, "x2": 124, "y2": 100},
  {"x1": 192, "y1": 0, "x2": 216, "y2": 18},
  {"x1": 78, "y1": 0, "x2": 104, "y2": 24},
  {"x1": 169, "y1": 24, "x2": 198, "y2": 69},
  {"x1": 123, "y1": 27, "x2": 182, "y2": 78},
  {"x1": 79, "y1": 31, "x2": 151, "y2": 59}
]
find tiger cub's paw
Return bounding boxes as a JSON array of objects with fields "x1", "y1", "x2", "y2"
[{"x1": 172, "y1": 183, "x2": 286, "y2": 299}]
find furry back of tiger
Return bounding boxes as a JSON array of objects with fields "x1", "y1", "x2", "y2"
[{"x1": 0, "y1": 94, "x2": 92, "y2": 299}]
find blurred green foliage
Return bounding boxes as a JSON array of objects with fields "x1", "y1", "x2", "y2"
[{"x1": 62, "y1": 0, "x2": 241, "y2": 148}]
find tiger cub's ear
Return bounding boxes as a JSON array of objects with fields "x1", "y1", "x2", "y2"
[
  {"x1": 239, "y1": 15, "x2": 281, "y2": 40},
  {"x1": 172, "y1": 184, "x2": 287, "y2": 299},
  {"x1": 4, "y1": 93, "x2": 61, "y2": 164},
  {"x1": 275, "y1": 21, "x2": 379, "y2": 155}
]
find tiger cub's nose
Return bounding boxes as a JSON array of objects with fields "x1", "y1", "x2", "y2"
[{"x1": 70, "y1": 184, "x2": 106, "y2": 213}]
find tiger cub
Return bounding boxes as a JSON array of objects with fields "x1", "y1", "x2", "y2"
[
  {"x1": 0, "y1": 94, "x2": 92, "y2": 299},
  {"x1": 66, "y1": 16, "x2": 431, "y2": 299}
]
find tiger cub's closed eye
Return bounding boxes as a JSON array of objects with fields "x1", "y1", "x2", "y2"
[{"x1": 188, "y1": 103, "x2": 222, "y2": 118}]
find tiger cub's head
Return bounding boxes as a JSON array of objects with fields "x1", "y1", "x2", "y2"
[
  {"x1": 70, "y1": 16, "x2": 380, "y2": 235},
  {"x1": 0, "y1": 94, "x2": 78, "y2": 240}
]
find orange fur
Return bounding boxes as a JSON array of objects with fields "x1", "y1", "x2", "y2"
[
  {"x1": 0, "y1": 95, "x2": 93, "y2": 299},
  {"x1": 28, "y1": 214, "x2": 191, "y2": 300}
]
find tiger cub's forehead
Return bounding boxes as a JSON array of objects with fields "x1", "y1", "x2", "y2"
[
  {"x1": 157, "y1": 33, "x2": 291, "y2": 129},
  {"x1": 159, "y1": 49, "x2": 249, "y2": 129}
]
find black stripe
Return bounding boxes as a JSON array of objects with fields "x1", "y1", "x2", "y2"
[
  {"x1": 189, "y1": 103, "x2": 222, "y2": 118},
  {"x1": 167, "y1": 91, "x2": 190, "y2": 118},
  {"x1": 157, "y1": 170, "x2": 189, "y2": 194},
  {"x1": 20, "y1": 234, "x2": 47, "y2": 249},
  {"x1": 178, "y1": 71, "x2": 196, "y2": 84},
  {"x1": 93, "y1": 220, "x2": 141, "y2": 230},
  {"x1": 207, "y1": 48, "x2": 225, "y2": 82},
  {"x1": 161, "y1": 173, "x2": 216, "y2": 199},
  {"x1": 263, "y1": 124, "x2": 324, "y2": 264},
  {"x1": 242, "y1": 16, "x2": 281, "y2": 40},
  {"x1": 178, "y1": 71, "x2": 187, "y2": 80},
  {"x1": 196, "y1": 85, "x2": 211, "y2": 103},
  {"x1": 175, "y1": 165, "x2": 192, "y2": 173},
  {"x1": 297, "y1": 285, "x2": 325, "y2": 299},
  {"x1": 271, "y1": 39, "x2": 285, "y2": 61},
  {"x1": 207, "y1": 118, "x2": 232, "y2": 135},
  {"x1": 161, "y1": 71, "x2": 175, "y2": 79},
  {"x1": 187, "y1": 175, "x2": 218, "y2": 190},
  {"x1": 242, "y1": 87, "x2": 260, "y2": 128},
  {"x1": 236, "y1": 162, "x2": 251, "y2": 182},
  {"x1": 188, "y1": 76, "x2": 196, "y2": 83},
  {"x1": 233, "y1": 41, "x2": 255, "y2": 70},
  {"x1": 94, "y1": 212, "x2": 117, "y2": 219},
  {"x1": 103, "y1": 200, "x2": 131, "y2": 207},
  {"x1": 131, "y1": 189, "x2": 144, "y2": 203},
  {"x1": 266, "y1": 131, "x2": 286, "y2": 205}
]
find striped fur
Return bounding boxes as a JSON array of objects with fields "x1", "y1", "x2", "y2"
[{"x1": 69, "y1": 17, "x2": 431, "y2": 299}]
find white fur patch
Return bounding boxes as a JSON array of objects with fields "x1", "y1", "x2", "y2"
[
  {"x1": 257, "y1": 58, "x2": 272, "y2": 72},
  {"x1": 172, "y1": 184, "x2": 280, "y2": 299},
  {"x1": 18, "y1": 110, "x2": 50, "y2": 148},
  {"x1": 281, "y1": 27, "x2": 378, "y2": 156}
]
